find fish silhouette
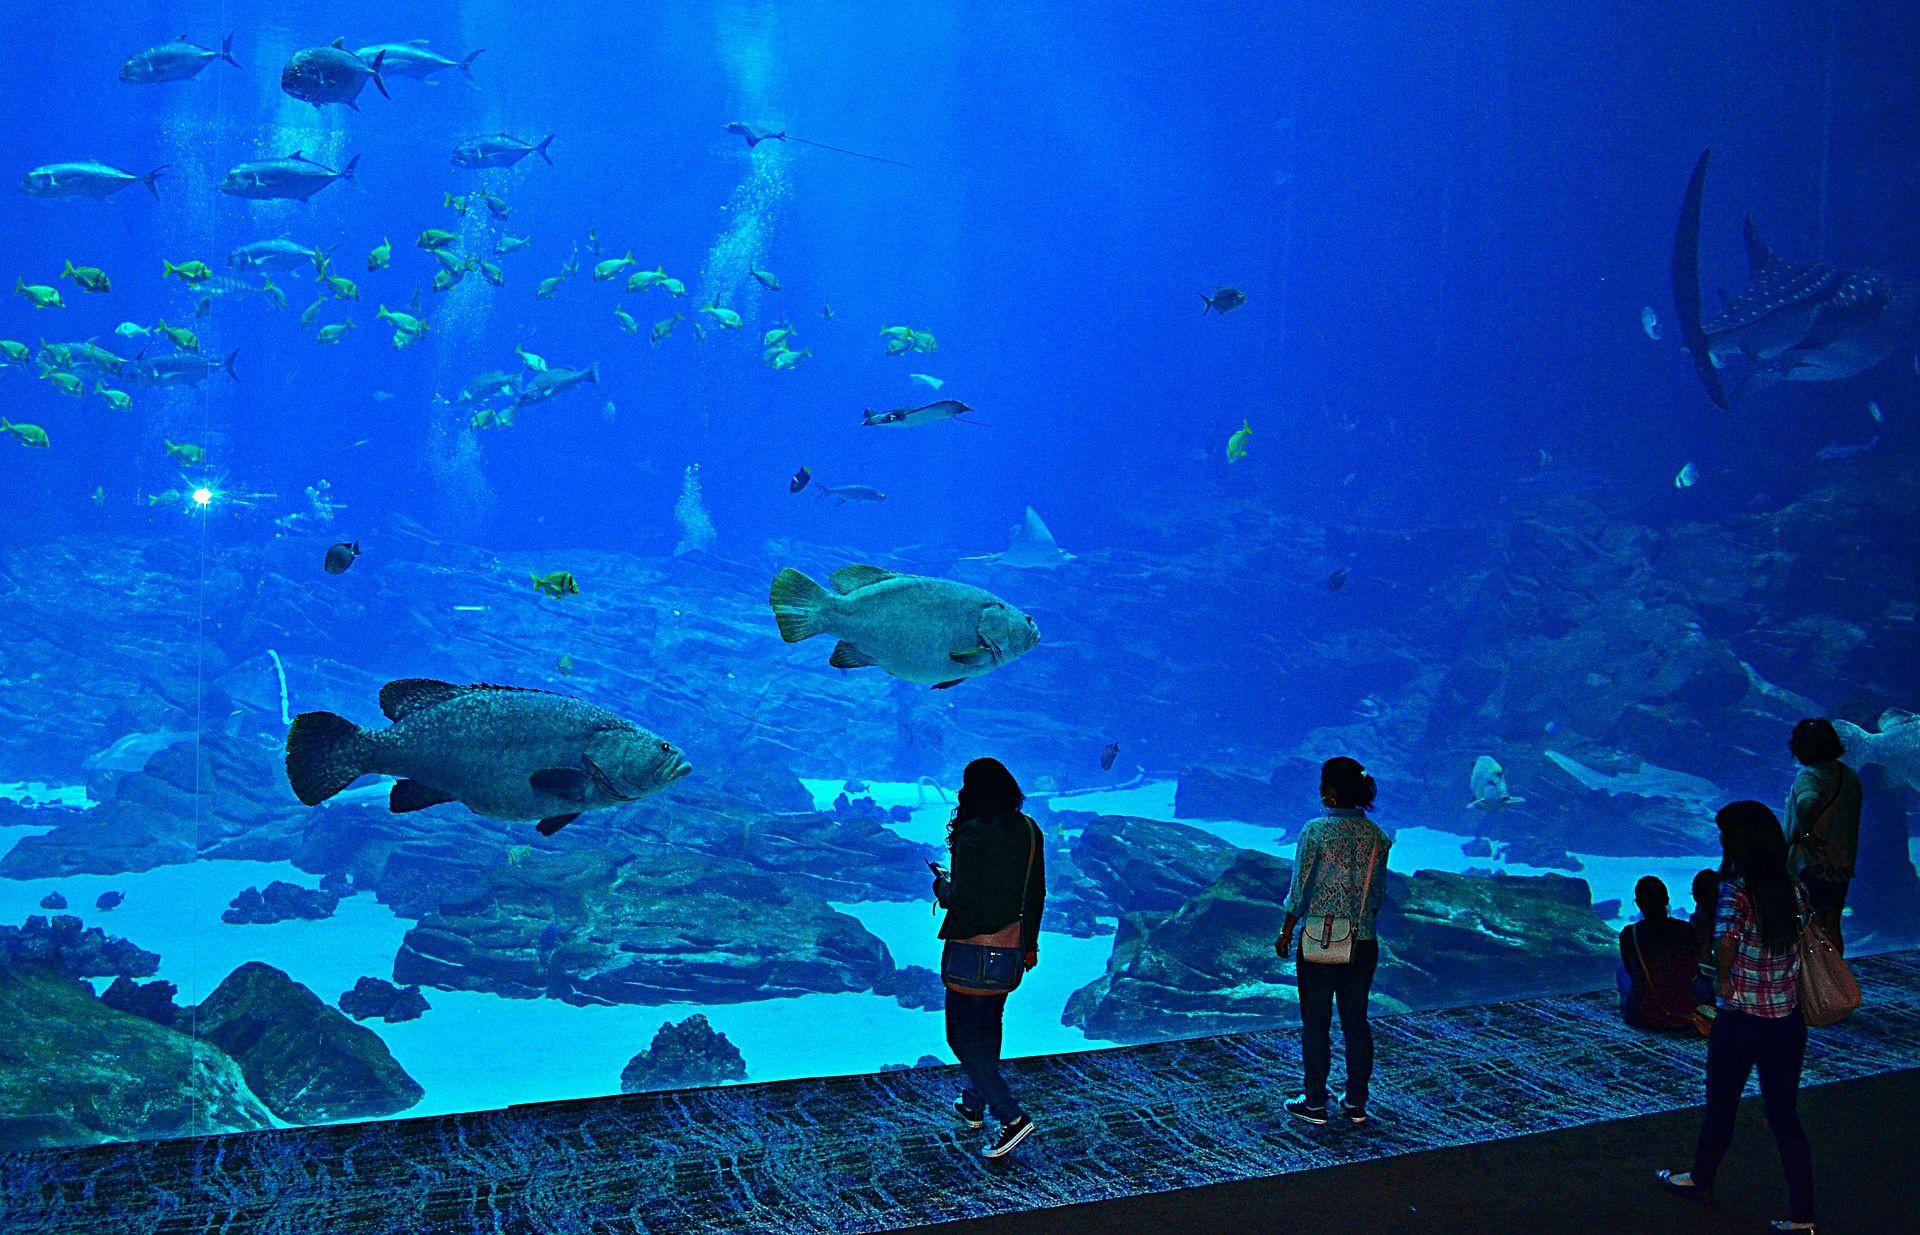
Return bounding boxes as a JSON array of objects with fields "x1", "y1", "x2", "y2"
[{"x1": 1673, "y1": 149, "x2": 1918, "y2": 408}]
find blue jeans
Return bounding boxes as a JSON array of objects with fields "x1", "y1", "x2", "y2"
[
  {"x1": 1297, "y1": 937, "x2": 1379, "y2": 1108},
  {"x1": 1691, "y1": 1006, "x2": 1814, "y2": 1224},
  {"x1": 946, "y1": 990, "x2": 1023, "y2": 1123}
]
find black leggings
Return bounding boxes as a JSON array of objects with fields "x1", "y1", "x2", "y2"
[{"x1": 1296, "y1": 937, "x2": 1379, "y2": 1108}]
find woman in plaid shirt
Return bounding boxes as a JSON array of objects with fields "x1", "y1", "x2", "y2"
[{"x1": 1658, "y1": 801, "x2": 1815, "y2": 1232}]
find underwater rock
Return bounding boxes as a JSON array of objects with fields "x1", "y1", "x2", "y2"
[
  {"x1": 319, "y1": 869, "x2": 357, "y2": 899},
  {"x1": 619, "y1": 1014, "x2": 746, "y2": 1092},
  {"x1": 1029, "y1": 834, "x2": 1117, "y2": 938},
  {"x1": 98, "y1": 975, "x2": 181, "y2": 1027},
  {"x1": 1065, "y1": 862, "x2": 1617, "y2": 1044},
  {"x1": 684, "y1": 808, "x2": 937, "y2": 903},
  {"x1": 1494, "y1": 837, "x2": 1584, "y2": 872},
  {"x1": 190, "y1": 961, "x2": 423, "y2": 1123},
  {"x1": 876, "y1": 963, "x2": 946, "y2": 1011},
  {"x1": 1375, "y1": 871, "x2": 1619, "y2": 1007},
  {"x1": 881, "y1": 1055, "x2": 946, "y2": 1073},
  {"x1": 392, "y1": 847, "x2": 897, "y2": 1006},
  {"x1": 832, "y1": 791, "x2": 890, "y2": 824},
  {"x1": 1499, "y1": 604, "x2": 1751, "y2": 767},
  {"x1": 338, "y1": 976, "x2": 431, "y2": 1023},
  {"x1": 0, "y1": 914, "x2": 160, "y2": 979},
  {"x1": 0, "y1": 966, "x2": 273, "y2": 1151},
  {"x1": 1173, "y1": 766, "x2": 1295, "y2": 826},
  {"x1": 37, "y1": 892, "x2": 65, "y2": 910},
  {"x1": 0, "y1": 731, "x2": 310, "y2": 879},
  {"x1": 221, "y1": 880, "x2": 341, "y2": 924},
  {"x1": 1064, "y1": 850, "x2": 1302, "y2": 1043},
  {"x1": 1072, "y1": 815, "x2": 1249, "y2": 916}
]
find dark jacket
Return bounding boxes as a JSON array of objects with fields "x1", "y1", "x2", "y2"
[
  {"x1": 936, "y1": 812, "x2": 1046, "y2": 948},
  {"x1": 1619, "y1": 915, "x2": 1699, "y2": 1030}
]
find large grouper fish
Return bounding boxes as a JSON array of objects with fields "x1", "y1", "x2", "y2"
[
  {"x1": 285, "y1": 679, "x2": 691, "y2": 836},
  {"x1": 770, "y1": 565, "x2": 1040, "y2": 688}
]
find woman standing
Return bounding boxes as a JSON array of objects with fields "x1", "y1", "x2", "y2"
[
  {"x1": 932, "y1": 757, "x2": 1046, "y2": 1159},
  {"x1": 1275, "y1": 756, "x2": 1391, "y2": 1127},
  {"x1": 1784, "y1": 718, "x2": 1862, "y2": 952},
  {"x1": 1658, "y1": 800, "x2": 1816, "y2": 1232}
]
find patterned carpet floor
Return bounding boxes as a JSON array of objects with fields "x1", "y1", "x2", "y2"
[{"x1": 5, "y1": 950, "x2": 1918, "y2": 1235}]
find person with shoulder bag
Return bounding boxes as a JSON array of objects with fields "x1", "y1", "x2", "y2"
[
  {"x1": 1275, "y1": 756, "x2": 1391, "y2": 1128},
  {"x1": 1656, "y1": 801, "x2": 1818, "y2": 1233},
  {"x1": 931, "y1": 758, "x2": 1046, "y2": 1160},
  {"x1": 1783, "y1": 718, "x2": 1863, "y2": 953}
]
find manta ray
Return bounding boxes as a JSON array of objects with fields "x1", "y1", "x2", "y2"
[
  {"x1": 960, "y1": 507, "x2": 1076, "y2": 569},
  {"x1": 1673, "y1": 149, "x2": 1919, "y2": 408}
]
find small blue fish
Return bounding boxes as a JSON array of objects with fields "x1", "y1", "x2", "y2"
[
  {"x1": 1640, "y1": 305, "x2": 1661, "y2": 341},
  {"x1": 1673, "y1": 462, "x2": 1699, "y2": 489}
]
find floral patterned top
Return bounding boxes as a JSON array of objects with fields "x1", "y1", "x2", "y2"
[{"x1": 1284, "y1": 808, "x2": 1392, "y2": 942}]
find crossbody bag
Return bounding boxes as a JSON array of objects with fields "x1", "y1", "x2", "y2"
[
  {"x1": 1300, "y1": 838, "x2": 1380, "y2": 965},
  {"x1": 940, "y1": 817, "x2": 1039, "y2": 996}
]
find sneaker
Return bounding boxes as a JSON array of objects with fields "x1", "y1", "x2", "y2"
[
  {"x1": 982, "y1": 1114, "x2": 1035, "y2": 1159},
  {"x1": 1338, "y1": 1097, "x2": 1368, "y2": 1126},
  {"x1": 1284, "y1": 1096, "x2": 1328, "y2": 1126},
  {"x1": 952, "y1": 1098, "x2": 983, "y2": 1130},
  {"x1": 1767, "y1": 1223, "x2": 1816, "y2": 1232}
]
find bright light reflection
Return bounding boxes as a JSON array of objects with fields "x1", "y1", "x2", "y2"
[{"x1": 191, "y1": 487, "x2": 214, "y2": 508}]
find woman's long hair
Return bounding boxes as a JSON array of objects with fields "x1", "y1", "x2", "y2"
[
  {"x1": 949, "y1": 757, "x2": 1024, "y2": 846},
  {"x1": 1716, "y1": 800, "x2": 1798, "y2": 952}
]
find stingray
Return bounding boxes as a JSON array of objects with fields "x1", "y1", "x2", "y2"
[
  {"x1": 1672, "y1": 148, "x2": 1918, "y2": 408},
  {"x1": 725, "y1": 122, "x2": 910, "y2": 168},
  {"x1": 960, "y1": 507, "x2": 1076, "y2": 569}
]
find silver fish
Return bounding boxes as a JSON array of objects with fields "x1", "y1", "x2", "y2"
[
  {"x1": 281, "y1": 40, "x2": 389, "y2": 110},
  {"x1": 815, "y1": 484, "x2": 888, "y2": 505},
  {"x1": 21, "y1": 161, "x2": 166, "y2": 200},
  {"x1": 452, "y1": 132, "x2": 555, "y2": 169},
  {"x1": 228, "y1": 237, "x2": 325, "y2": 272},
  {"x1": 514, "y1": 363, "x2": 599, "y2": 408},
  {"x1": 120, "y1": 33, "x2": 239, "y2": 84},
  {"x1": 122, "y1": 349, "x2": 238, "y2": 388},
  {"x1": 356, "y1": 41, "x2": 483, "y2": 82},
  {"x1": 219, "y1": 151, "x2": 359, "y2": 202}
]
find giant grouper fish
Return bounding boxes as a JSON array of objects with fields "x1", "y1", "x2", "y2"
[
  {"x1": 285, "y1": 679, "x2": 691, "y2": 836},
  {"x1": 770, "y1": 565, "x2": 1040, "y2": 689}
]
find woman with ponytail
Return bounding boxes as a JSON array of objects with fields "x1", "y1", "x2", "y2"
[{"x1": 1276, "y1": 756, "x2": 1391, "y2": 1127}]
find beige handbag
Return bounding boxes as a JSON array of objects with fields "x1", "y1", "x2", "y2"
[{"x1": 1797, "y1": 917, "x2": 1861, "y2": 1027}]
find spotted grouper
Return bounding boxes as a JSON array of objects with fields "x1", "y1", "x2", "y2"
[
  {"x1": 769, "y1": 565, "x2": 1040, "y2": 689},
  {"x1": 284, "y1": 679, "x2": 690, "y2": 835}
]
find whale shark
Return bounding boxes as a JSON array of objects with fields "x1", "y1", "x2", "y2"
[{"x1": 1672, "y1": 148, "x2": 1919, "y2": 408}]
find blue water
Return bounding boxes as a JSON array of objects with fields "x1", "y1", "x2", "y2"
[{"x1": 2, "y1": 1, "x2": 1918, "y2": 1150}]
